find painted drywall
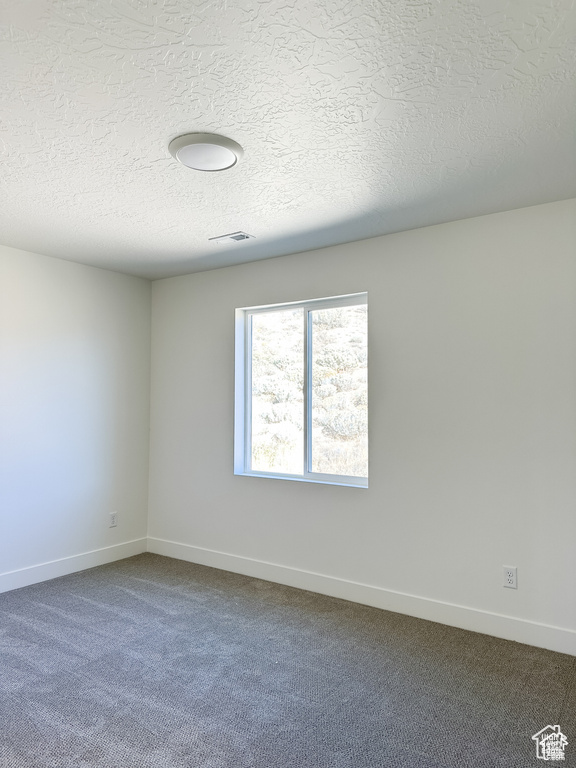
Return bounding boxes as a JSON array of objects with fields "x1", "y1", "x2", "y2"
[
  {"x1": 148, "y1": 199, "x2": 576, "y2": 653},
  {"x1": 0, "y1": 246, "x2": 150, "y2": 588}
]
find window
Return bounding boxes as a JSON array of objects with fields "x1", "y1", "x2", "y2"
[{"x1": 235, "y1": 293, "x2": 368, "y2": 487}]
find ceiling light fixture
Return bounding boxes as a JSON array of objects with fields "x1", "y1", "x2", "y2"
[{"x1": 168, "y1": 133, "x2": 243, "y2": 172}]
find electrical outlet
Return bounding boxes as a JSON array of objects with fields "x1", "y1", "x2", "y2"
[
  {"x1": 503, "y1": 566, "x2": 517, "y2": 589},
  {"x1": 109, "y1": 512, "x2": 118, "y2": 528}
]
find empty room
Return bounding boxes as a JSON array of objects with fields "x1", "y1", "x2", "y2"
[{"x1": 1, "y1": 1, "x2": 575, "y2": 766}]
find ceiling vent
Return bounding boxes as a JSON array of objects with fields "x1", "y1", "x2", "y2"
[{"x1": 209, "y1": 231, "x2": 255, "y2": 244}]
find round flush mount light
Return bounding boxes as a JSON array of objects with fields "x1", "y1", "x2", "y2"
[{"x1": 168, "y1": 133, "x2": 243, "y2": 172}]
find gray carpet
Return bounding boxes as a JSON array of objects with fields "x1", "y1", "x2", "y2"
[{"x1": 0, "y1": 554, "x2": 574, "y2": 768}]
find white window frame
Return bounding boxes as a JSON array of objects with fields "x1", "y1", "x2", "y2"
[{"x1": 234, "y1": 292, "x2": 368, "y2": 488}]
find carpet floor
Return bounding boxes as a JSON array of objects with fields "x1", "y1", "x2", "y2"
[{"x1": 0, "y1": 553, "x2": 574, "y2": 767}]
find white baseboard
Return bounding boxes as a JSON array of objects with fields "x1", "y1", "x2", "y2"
[
  {"x1": 147, "y1": 537, "x2": 576, "y2": 657},
  {"x1": 0, "y1": 539, "x2": 147, "y2": 594}
]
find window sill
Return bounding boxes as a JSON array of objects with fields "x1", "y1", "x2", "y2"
[{"x1": 234, "y1": 470, "x2": 368, "y2": 489}]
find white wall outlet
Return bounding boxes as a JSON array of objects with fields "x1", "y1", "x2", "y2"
[
  {"x1": 109, "y1": 511, "x2": 118, "y2": 528},
  {"x1": 503, "y1": 565, "x2": 517, "y2": 589}
]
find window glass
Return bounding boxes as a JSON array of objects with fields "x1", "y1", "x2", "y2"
[
  {"x1": 251, "y1": 309, "x2": 304, "y2": 474},
  {"x1": 236, "y1": 293, "x2": 368, "y2": 487},
  {"x1": 310, "y1": 305, "x2": 368, "y2": 477}
]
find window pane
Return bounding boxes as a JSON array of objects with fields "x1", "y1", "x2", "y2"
[
  {"x1": 251, "y1": 309, "x2": 304, "y2": 474},
  {"x1": 310, "y1": 305, "x2": 367, "y2": 477}
]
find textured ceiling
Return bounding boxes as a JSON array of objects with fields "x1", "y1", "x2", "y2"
[{"x1": 1, "y1": 0, "x2": 575, "y2": 279}]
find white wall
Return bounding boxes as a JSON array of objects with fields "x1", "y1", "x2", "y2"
[
  {"x1": 2, "y1": 202, "x2": 574, "y2": 653},
  {"x1": 0, "y1": 246, "x2": 150, "y2": 589},
  {"x1": 148, "y1": 199, "x2": 576, "y2": 654}
]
